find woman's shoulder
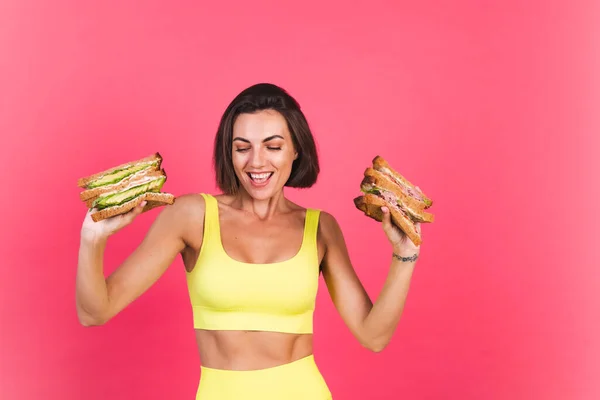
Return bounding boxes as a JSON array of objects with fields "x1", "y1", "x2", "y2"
[
  {"x1": 311, "y1": 208, "x2": 345, "y2": 247},
  {"x1": 165, "y1": 192, "x2": 209, "y2": 219},
  {"x1": 282, "y1": 201, "x2": 339, "y2": 229},
  {"x1": 172, "y1": 192, "x2": 207, "y2": 205},
  {"x1": 317, "y1": 209, "x2": 341, "y2": 231}
]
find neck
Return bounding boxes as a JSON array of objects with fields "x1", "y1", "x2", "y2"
[{"x1": 230, "y1": 187, "x2": 289, "y2": 220}]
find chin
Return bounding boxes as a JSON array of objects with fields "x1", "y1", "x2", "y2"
[{"x1": 240, "y1": 185, "x2": 281, "y2": 200}]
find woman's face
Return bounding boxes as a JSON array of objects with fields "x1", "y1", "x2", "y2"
[{"x1": 231, "y1": 109, "x2": 298, "y2": 200}]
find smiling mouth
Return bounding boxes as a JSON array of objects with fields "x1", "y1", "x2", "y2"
[{"x1": 247, "y1": 172, "x2": 274, "y2": 184}]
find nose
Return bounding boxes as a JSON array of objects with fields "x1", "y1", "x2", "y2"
[{"x1": 249, "y1": 148, "x2": 266, "y2": 169}]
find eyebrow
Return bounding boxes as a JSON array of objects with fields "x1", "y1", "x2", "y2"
[{"x1": 232, "y1": 135, "x2": 285, "y2": 143}]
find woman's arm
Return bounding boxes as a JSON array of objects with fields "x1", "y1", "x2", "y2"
[
  {"x1": 320, "y1": 209, "x2": 419, "y2": 352},
  {"x1": 76, "y1": 194, "x2": 202, "y2": 326}
]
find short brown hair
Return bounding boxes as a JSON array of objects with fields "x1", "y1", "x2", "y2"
[{"x1": 213, "y1": 83, "x2": 320, "y2": 195}]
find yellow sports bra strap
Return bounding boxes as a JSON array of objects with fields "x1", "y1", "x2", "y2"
[
  {"x1": 303, "y1": 209, "x2": 321, "y2": 257},
  {"x1": 200, "y1": 193, "x2": 220, "y2": 245}
]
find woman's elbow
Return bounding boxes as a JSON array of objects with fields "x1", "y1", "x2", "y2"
[
  {"x1": 77, "y1": 308, "x2": 109, "y2": 327},
  {"x1": 78, "y1": 314, "x2": 104, "y2": 327},
  {"x1": 365, "y1": 341, "x2": 388, "y2": 353},
  {"x1": 360, "y1": 335, "x2": 390, "y2": 353}
]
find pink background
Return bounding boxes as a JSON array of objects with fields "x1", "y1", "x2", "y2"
[{"x1": 1, "y1": 1, "x2": 598, "y2": 399}]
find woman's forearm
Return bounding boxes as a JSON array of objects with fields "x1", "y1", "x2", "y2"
[
  {"x1": 76, "y1": 236, "x2": 110, "y2": 326},
  {"x1": 361, "y1": 253, "x2": 417, "y2": 351}
]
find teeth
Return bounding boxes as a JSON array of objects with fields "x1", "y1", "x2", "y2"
[{"x1": 250, "y1": 173, "x2": 271, "y2": 180}]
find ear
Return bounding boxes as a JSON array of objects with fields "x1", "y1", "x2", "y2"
[{"x1": 294, "y1": 152, "x2": 299, "y2": 160}]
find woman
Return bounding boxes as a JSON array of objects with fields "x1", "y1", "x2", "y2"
[{"x1": 76, "y1": 83, "x2": 422, "y2": 399}]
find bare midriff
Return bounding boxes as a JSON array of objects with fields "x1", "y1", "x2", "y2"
[{"x1": 195, "y1": 330, "x2": 313, "y2": 370}]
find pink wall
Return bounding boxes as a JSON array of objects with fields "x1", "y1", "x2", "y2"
[{"x1": 1, "y1": 1, "x2": 598, "y2": 399}]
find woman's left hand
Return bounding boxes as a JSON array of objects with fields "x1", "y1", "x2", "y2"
[{"x1": 380, "y1": 206, "x2": 421, "y2": 256}]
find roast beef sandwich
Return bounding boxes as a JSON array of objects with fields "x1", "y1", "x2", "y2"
[
  {"x1": 354, "y1": 156, "x2": 434, "y2": 246},
  {"x1": 78, "y1": 152, "x2": 175, "y2": 222}
]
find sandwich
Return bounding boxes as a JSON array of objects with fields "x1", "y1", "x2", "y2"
[
  {"x1": 78, "y1": 152, "x2": 175, "y2": 222},
  {"x1": 353, "y1": 156, "x2": 434, "y2": 246}
]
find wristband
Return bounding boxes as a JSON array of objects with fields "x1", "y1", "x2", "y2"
[{"x1": 392, "y1": 252, "x2": 419, "y2": 262}]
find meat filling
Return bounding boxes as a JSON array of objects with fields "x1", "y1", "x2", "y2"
[
  {"x1": 361, "y1": 184, "x2": 410, "y2": 219},
  {"x1": 379, "y1": 167, "x2": 423, "y2": 201}
]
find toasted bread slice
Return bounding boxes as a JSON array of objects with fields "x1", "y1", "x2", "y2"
[
  {"x1": 372, "y1": 155, "x2": 433, "y2": 208},
  {"x1": 90, "y1": 192, "x2": 175, "y2": 222},
  {"x1": 85, "y1": 197, "x2": 97, "y2": 208},
  {"x1": 361, "y1": 170, "x2": 434, "y2": 223},
  {"x1": 363, "y1": 168, "x2": 425, "y2": 211},
  {"x1": 77, "y1": 152, "x2": 163, "y2": 189},
  {"x1": 80, "y1": 168, "x2": 166, "y2": 202},
  {"x1": 354, "y1": 194, "x2": 421, "y2": 246}
]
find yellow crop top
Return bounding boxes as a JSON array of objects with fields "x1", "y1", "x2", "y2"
[{"x1": 185, "y1": 193, "x2": 321, "y2": 334}]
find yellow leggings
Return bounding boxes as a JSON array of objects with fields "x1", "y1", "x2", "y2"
[{"x1": 195, "y1": 354, "x2": 332, "y2": 399}]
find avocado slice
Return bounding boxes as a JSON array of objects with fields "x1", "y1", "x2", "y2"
[
  {"x1": 93, "y1": 176, "x2": 166, "y2": 210},
  {"x1": 360, "y1": 184, "x2": 380, "y2": 196},
  {"x1": 86, "y1": 160, "x2": 160, "y2": 189}
]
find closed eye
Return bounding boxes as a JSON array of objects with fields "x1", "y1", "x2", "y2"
[
  {"x1": 235, "y1": 148, "x2": 250, "y2": 153},
  {"x1": 267, "y1": 147, "x2": 282, "y2": 151}
]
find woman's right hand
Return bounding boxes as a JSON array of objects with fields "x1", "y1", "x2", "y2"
[{"x1": 80, "y1": 200, "x2": 147, "y2": 242}]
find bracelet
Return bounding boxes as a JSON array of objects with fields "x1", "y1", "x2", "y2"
[{"x1": 392, "y1": 252, "x2": 419, "y2": 262}]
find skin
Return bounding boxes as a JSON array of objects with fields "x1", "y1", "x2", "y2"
[{"x1": 76, "y1": 109, "x2": 421, "y2": 371}]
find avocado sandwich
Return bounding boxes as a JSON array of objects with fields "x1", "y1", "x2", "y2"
[{"x1": 78, "y1": 152, "x2": 175, "y2": 222}]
